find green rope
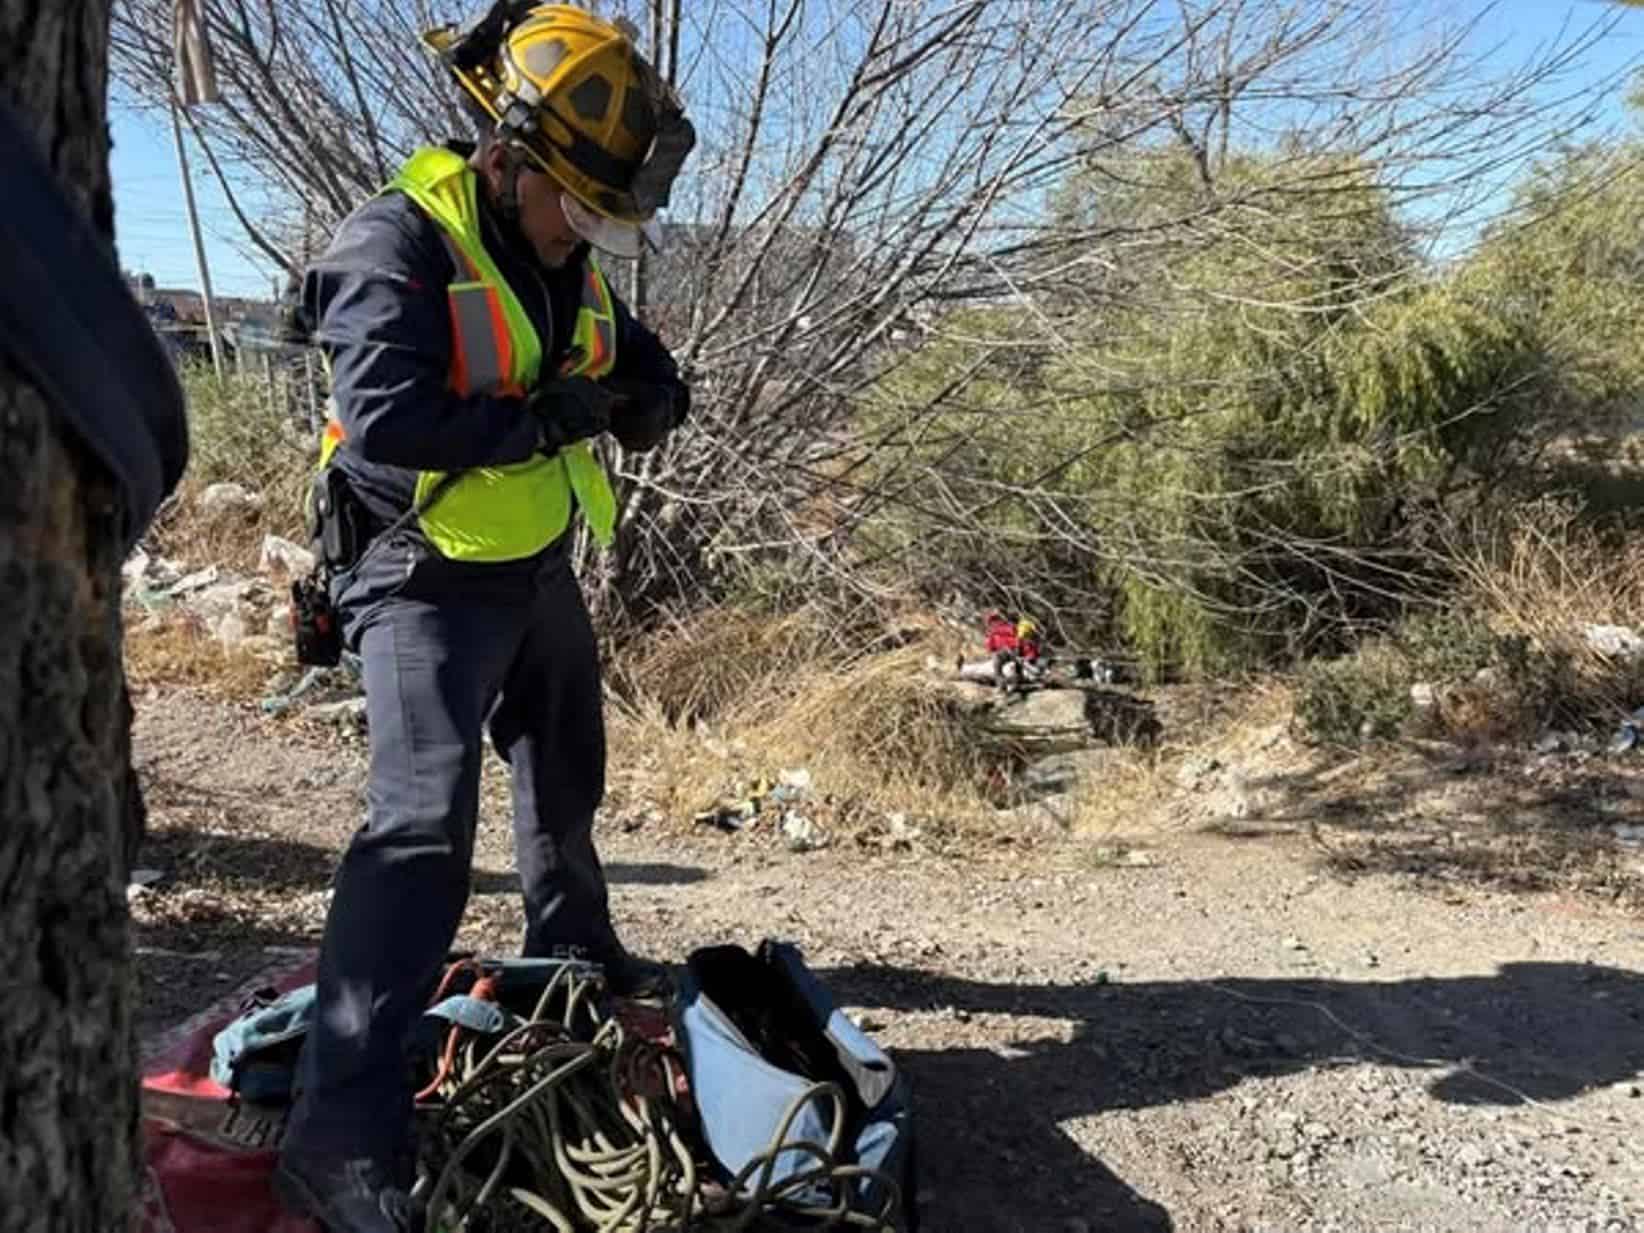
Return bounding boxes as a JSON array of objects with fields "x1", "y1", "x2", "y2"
[{"x1": 411, "y1": 963, "x2": 902, "y2": 1233}]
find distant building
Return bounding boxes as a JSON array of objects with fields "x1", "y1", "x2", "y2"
[{"x1": 125, "y1": 271, "x2": 281, "y2": 366}]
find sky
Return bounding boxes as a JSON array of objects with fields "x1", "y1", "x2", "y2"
[{"x1": 109, "y1": 0, "x2": 1644, "y2": 303}]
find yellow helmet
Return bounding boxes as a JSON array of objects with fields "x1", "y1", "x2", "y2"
[
  {"x1": 1016, "y1": 618, "x2": 1040, "y2": 640},
  {"x1": 424, "y1": 2, "x2": 694, "y2": 256}
]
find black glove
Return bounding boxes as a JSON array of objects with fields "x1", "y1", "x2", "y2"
[
  {"x1": 601, "y1": 379, "x2": 685, "y2": 454},
  {"x1": 529, "y1": 376, "x2": 615, "y2": 453}
]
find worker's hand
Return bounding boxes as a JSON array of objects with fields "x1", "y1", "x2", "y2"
[
  {"x1": 600, "y1": 379, "x2": 686, "y2": 454},
  {"x1": 529, "y1": 376, "x2": 616, "y2": 453}
]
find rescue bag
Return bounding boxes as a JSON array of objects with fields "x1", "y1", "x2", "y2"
[{"x1": 676, "y1": 939, "x2": 918, "y2": 1230}]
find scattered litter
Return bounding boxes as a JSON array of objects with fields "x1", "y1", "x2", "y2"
[
  {"x1": 129, "y1": 868, "x2": 165, "y2": 891},
  {"x1": 694, "y1": 798, "x2": 756, "y2": 832},
  {"x1": 779, "y1": 767, "x2": 812, "y2": 792},
  {"x1": 781, "y1": 810, "x2": 828, "y2": 852},
  {"x1": 1281, "y1": 936, "x2": 1308, "y2": 952},
  {"x1": 1586, "y1": 624, "x2": 1644, "y2": 660},
  {"x1": 1609, "y1": 706, "x2": 1644, "y2": 755},
  {"x1": 869, "y1": 812, "x2": 924, "y2": 852},
  {"x1": 259, "y1": 534, "x2": 315, "y2": 578},
  {"x1": 166, "y1": 565, "x2": 220, "y2": 596},
  {"x1": 1535, "y1": 731, "x2": 1569, "y2": 756},
  {"x1": 260, "y1": 657, "x2": 364, "y2": 717},
  {"x1": 1409, "y1": 682, "x2": 1437, "y2": 708}
]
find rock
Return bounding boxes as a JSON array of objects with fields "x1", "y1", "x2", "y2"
[
  {"x1": 976, "y1": 688, "x2": 1093, "y2": 752},
  {"x1": 1585, "y1": 624, "x2": 1644, "y2": 659},
  {"x1": 198, "y1": 481, "x2": 265, "y2": 521},
  {"x1": 260, "y1": 534, "x2": 315, "y2": 578},
  {"x1": 1282, "y1": 936, "x2": 1308, "y2": 952},
  {"x1": 1001, "y1": 794, "x2": 1076, "y2": 834},
  {"x1": 1016, "y1": 749, "x2": 1122, "y2": 801}
]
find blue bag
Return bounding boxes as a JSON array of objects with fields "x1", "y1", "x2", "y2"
[{"x1": 676, "y1": 939, "x2": 916, "y2": 1230}]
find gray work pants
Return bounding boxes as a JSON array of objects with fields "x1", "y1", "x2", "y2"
[{"x1": 286, "y1": 531, "x2": 615, "y2": 1160}]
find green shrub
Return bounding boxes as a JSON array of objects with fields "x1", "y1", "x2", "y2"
[{"x1": 1292, "y1": 646, "x2": 1413, "y2": 745}]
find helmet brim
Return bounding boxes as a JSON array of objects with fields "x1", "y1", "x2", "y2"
[{"x1": 561, "y1": 191, "x2": 644, "y2": 259}]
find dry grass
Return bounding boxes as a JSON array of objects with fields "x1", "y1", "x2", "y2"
[
  {"x1": 145, "y1": 364, "x2": 312, "y2": 571},
  {"x1": 125, "y1": 611, "x2": 283, "y2": 701},
  {"x1": 607, "y1": 605, "x2": 1011, "y2": 836},
  {"x1": 1445, "y1": 499, "x2": 1644, "y2": 729}
]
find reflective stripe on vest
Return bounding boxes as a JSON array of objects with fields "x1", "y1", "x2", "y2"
[{"x1": 316, "y1": 146, "x2": 621, "y2": 561}]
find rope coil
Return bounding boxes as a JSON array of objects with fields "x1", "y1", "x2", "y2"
[{"x1": 411, "y1": 961, "x2": 903, "y2": 1233}]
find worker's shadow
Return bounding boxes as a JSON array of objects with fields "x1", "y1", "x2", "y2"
[{"x1": 820, "y1": 959, "x2": 1644, "y2": 1233}]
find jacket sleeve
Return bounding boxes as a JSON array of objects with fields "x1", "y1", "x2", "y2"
[
  {"x1": 304, "y1": 196, "x2": 542, "y2": 471},
  {"x1": 606, "y1": 286, "x2": 691, "y2": 426}
]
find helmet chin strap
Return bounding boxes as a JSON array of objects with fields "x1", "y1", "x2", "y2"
[{"x1": 483, "y1": 141, "x2": 537, "y2": 257}]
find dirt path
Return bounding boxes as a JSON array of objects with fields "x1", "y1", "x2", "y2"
[{"x1": 131, "y1": 689, "x2": 1644, "y2": 1233}]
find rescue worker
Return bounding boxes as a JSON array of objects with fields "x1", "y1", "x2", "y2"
[{"x1": 273, "y1": 6, "x2": 695, "y2": 1229}]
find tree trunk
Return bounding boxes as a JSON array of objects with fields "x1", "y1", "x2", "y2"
[{"x1": 0, "y1": 3, "x2": 145, "y2": 1230}]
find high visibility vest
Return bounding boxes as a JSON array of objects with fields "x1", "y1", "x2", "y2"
[{"x1": 318, "y1": 145, "x2": 618, "y2": 561}]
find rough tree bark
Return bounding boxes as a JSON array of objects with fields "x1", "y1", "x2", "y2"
[{"x1": 0, "y1": 3, "x2": 145, "y2": 1230}]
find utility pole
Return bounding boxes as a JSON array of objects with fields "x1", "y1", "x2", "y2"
[
  {"x1": 168, "y1": 95, "x2": 224, "y2": 378},
  {"x1": 630, "y1": 0, "x2": 667, "y2": 322}
]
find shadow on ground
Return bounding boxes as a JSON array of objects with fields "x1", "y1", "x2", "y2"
[
  {"x1": 1197, "y1": 740, "x2": 1644, "y2": 904},
  {"x1": 820, "y1": 959, "x2": 1644, "y2": 1233},
  {"x1": 131, "y1": 822, "x2": 710, "y2": 1038}
]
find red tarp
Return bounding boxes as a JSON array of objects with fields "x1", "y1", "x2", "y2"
[{"x1": 137, "y1": 955, "x2": 319, "y2": 1233}]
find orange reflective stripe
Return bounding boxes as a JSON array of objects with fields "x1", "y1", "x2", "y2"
[
  {"x1": 484, "y1": 285, "x2": 520, "y2": 396},
  {"x1": 324, "y1": 418, "x2": 345, "y2": 445}
]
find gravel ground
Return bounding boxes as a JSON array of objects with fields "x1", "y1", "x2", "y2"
[{"x1": 131, "y1": 689, "x2": 1644, "y2": 1233}]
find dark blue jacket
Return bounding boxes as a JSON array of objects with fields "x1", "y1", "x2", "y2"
[{"x1": 303, "y1": 156, "x2": 685, "y2": 532}]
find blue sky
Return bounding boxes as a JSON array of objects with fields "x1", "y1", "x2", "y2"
[{"x1": 110, "y1": 0, "x2": 1644, "y2": 302}]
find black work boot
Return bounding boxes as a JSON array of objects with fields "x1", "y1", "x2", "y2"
[
  {"x1": 273, "y1": 1149, "x2": 415, "y2": 1233},
  {"x1": 604, "y1": 949, "x2": 674, "y2": 1001}
]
